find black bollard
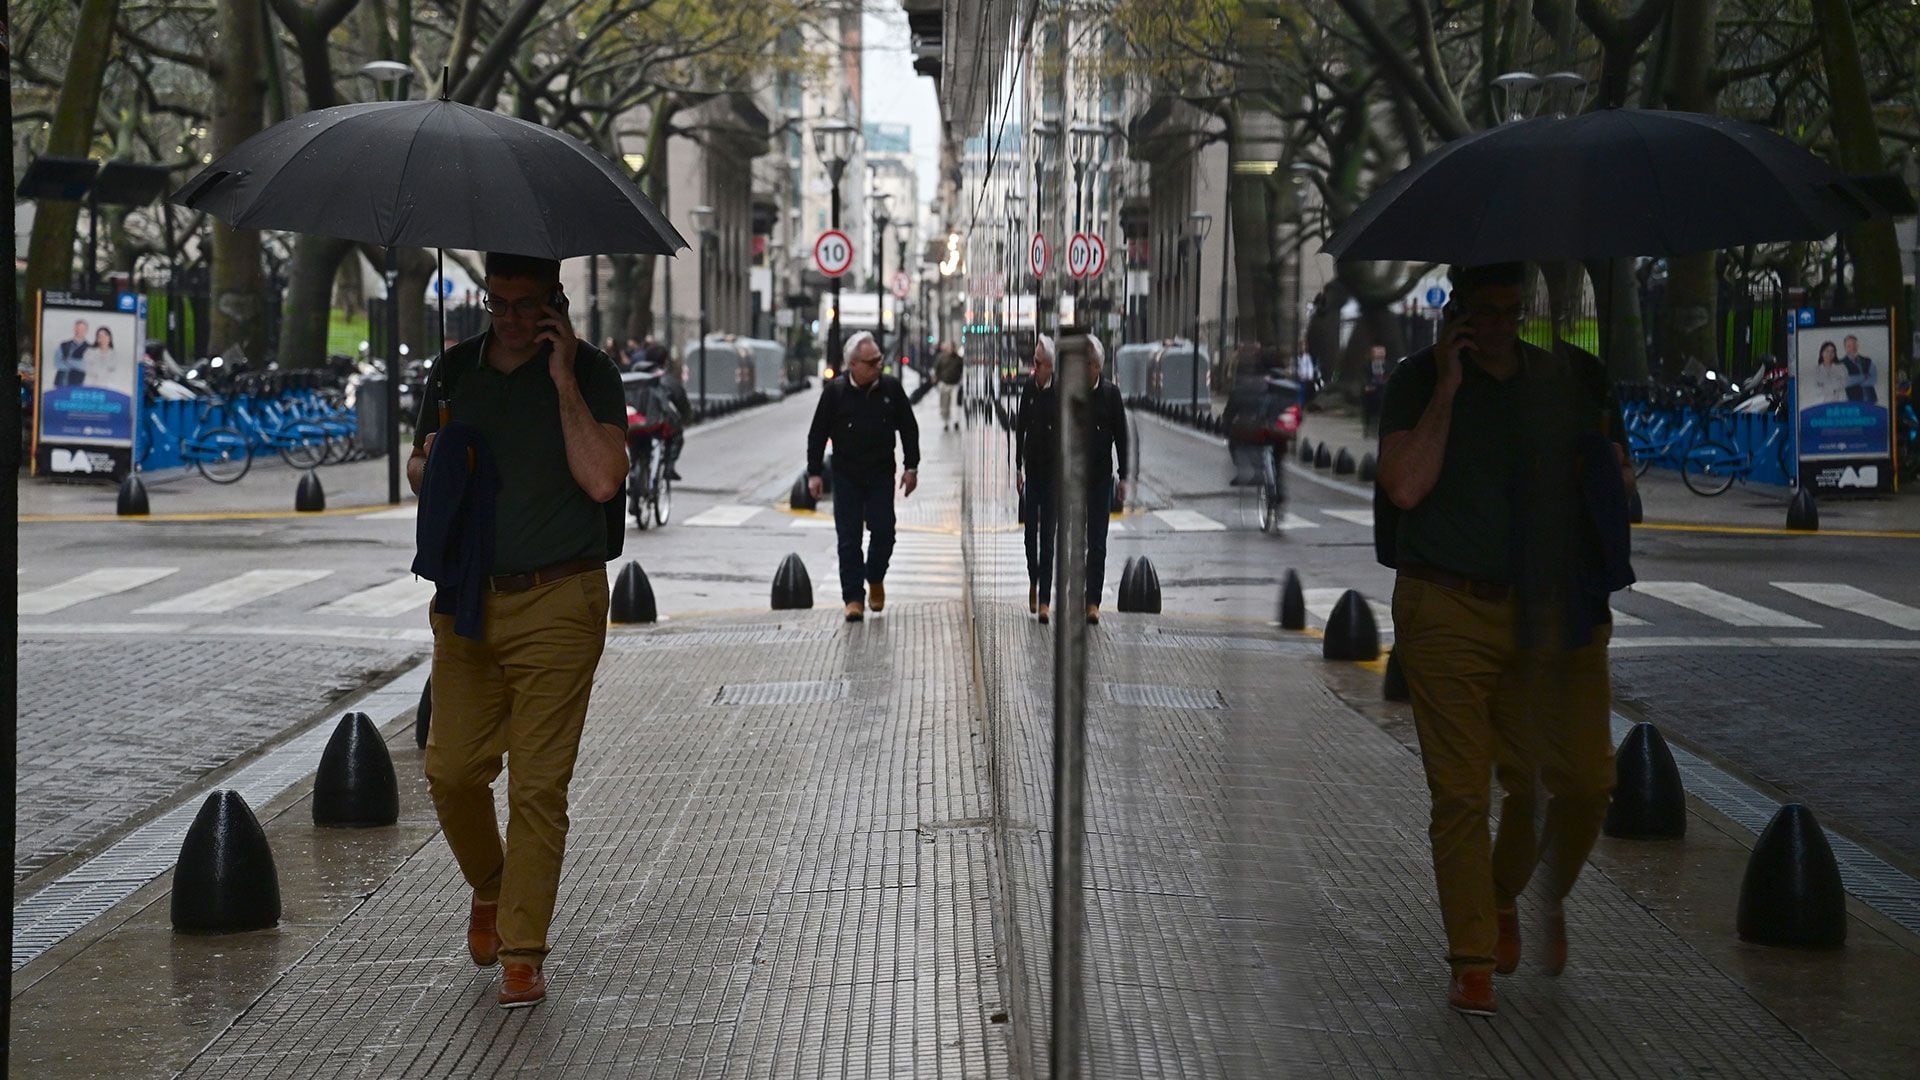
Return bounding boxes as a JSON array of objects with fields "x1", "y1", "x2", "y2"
[
  {"x1": 117, "y1": 473, "x2": 150, "y2": 516},
  {"x1": 771, "y1": 552, "x2": 814, "y2": 610},
  {"x1": 1786, "y1": 486, "x2": 1818, "y2": 531},
  {"x1": 1313, "y1": 442, "x2": 1333, "y2": 470},
  {"x1": 610, "y1": 561, "x2": 658, "y2": 624},
  {"x1": 171, "y1": 790, "x2": 281, "y2": 933},
  {"x1": 1628, "y1": 486, "x2": 1645, "y2": 525},
  {"x1": 790, "y1": 472, "x2": 818, "y2": 511},
  {"x1": 415, "y1": 679, "x2": 431, "y2": 749},
  {"x1": 1322, "y1": 590, "x2": 1380, "y2": 661},
  {"x1": 296, "y1": 469, "x2": 326, "y2": 512},
  {"x1": 1126, "y1": 556, "x2": 1163, "y2": 614},
  {"x1": 1383, "y1": 649, "x2": 1410, "y2": 701},
  {"x1": 1603, "y1": 722, "x2": 1687, "y2": 839},
  {"x1": 313, "y1": 711, "x2": 399, "y2": 827},
  {"x1": 1737, "y1": 803, "x2": 1847, "y2": 948},
  {"x1": 1116, "y1": 557, "x2": 1139, "y2": 611},
  {"x1": 1357, "y1": 453, "x2": 1378, "y2": 483},
  {"x1": 1299, "y1": 438, "x2": 1315, "y2": 464},
  {"x1": 1278, "y1": 570, "x2": 1307, "y2": 630},
  {"x1": 1334, "y1": 448, "x2": 1356, "y2": 476}
]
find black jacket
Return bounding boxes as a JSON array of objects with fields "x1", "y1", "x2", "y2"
[
  {"x1": 1023, "y1": 378, "x2": 1129, "y2": 478},
  {"x1": 1015, "y1": 377, "x2": 1055, "y2": 474},
  {"x1": 807, "y1": 372, "x2": 921, "y2": 479}
]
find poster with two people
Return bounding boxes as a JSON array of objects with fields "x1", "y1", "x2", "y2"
[
  {"x1": 34, "y1": 291, "x2": 145, "y2": 479},
  {"x1": 1792, "y1": 308, "x2": 1895, "y2": 493}
]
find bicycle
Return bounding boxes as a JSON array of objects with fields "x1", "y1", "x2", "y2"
[
  {"x1": 627, "y1": 435, "x2": 672, "y2": 530},
  {"x1": 224, "y1": 384, "x2": 335, "y2": 469},
  {"x1": 141, "y1": 396, "x2": 253, "y2": 483},
  {"x1": 1680, "y1": 411, "x2": 1793, "y2": 496},
  {"x1": 1258, "y1": 445, "x2": 1287, "y2": 533}
]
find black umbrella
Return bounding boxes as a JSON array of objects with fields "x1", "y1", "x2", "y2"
[{"x1": 1324, "y1": 109, "x2": 1882, "y2": 265}]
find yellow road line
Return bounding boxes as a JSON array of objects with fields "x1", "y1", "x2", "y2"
[
  {"x1": 1635, "y1": 521, "x2": 1920, "y2": 540},
  {"x1": 20, "y1": 504, "x2": 406, "y2": 523}
]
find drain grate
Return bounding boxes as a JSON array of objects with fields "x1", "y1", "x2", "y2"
[
  {"x1": 1104, "y1": 683, "x2": 1226, "y2": 710},
  {"x1": 608, "y1": 628, "x2": 832, "y2": 650},
  {"x1": 713, "y1": 679, "x2": 850, "y2": 706}
]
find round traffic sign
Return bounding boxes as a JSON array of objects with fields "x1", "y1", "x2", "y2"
[
  {"x1": 1029, "y1": 233, "x2": 1049, "y2": 277},
  {"x1": 1086, "y1": 234, "x2": 1107, "y2": 277},
  {"x1": 1424, "y1": 285, "x2": 1447, "y2": 308},
  {"x1": 1066, "y1": 233, "x2": 1094, "y2": 279},
  {"x1": 813, "y1": 230, "x2": 854, "y2": 277},
  {"x1": 890, "y1": 270, "x2": 911, "y2": 299}
]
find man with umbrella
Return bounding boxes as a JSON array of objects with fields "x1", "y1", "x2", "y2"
[
  {"x1": 1377, "y1": 262, "x2": 1629, "y2": 1018},
  {"x1": 408, "y1": 252, "x2": 629, "y2": 1009}
]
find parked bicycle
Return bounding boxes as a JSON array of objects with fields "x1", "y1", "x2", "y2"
[{"x1": 139, "y1": 393, "x2": 253, "y2": 483}]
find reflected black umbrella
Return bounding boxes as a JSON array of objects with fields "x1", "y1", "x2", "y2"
[
  {"x1": 1324, "y1": 109, "x2": 1885, "y2": 265},
  {"x1": 172, "y1": 98, "x2": 688, "y2": 503}
]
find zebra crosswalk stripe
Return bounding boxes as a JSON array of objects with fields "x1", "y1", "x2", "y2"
[
  {"x1": 313, "y1": 575, "x2": 439, "y2": 618},
  {"x1": 684, "y1": 504, "x2": 762, "y2": 527},
  {"x1": 1772, "y1": 582, "x2": 1920, "y2": 631},
  {"x1": 18, "y1": 568, "x2": 180, "y2": 615},
  {"x1": 1632, "y1": 581, "x2": 1818, "y2": 628},
  {"x1": 1153, "y1": 510, "x2": 1227, "y2": 532},
  {"x1": 135, "y1": 569, "x2": 335, "y2": 615}
]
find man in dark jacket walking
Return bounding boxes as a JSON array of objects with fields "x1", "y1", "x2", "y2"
[
  {"x1": 1015, "y1": 335, "x2": 1056, "y2": 620},
  {"x1": 1028, "y1": 335, "x2": 1128, "y2": 624},
  {"x1": 934, "y1": 342, "x2": 964, "y2": 430},
  {"x1": 807, "y1": 331, "x2": 921, "y2": 622}
]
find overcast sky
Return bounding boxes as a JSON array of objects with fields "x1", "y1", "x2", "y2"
[{"x1": 862, "y1": 7, "x2": 942, "y2": 220}]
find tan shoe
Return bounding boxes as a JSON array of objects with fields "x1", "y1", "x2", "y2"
[
  {"x1": 1029, "y1": 583, "x2": 1038, "y2": 613},
  {"x1": 1086, "y1": 604, "x2": 1101, "y2": 625},
  {"x1": 1448, "y1": 970, "x2": 1496, "y2": 1016},
  {"x1": 1037, "y1": 604, "x2": 1050, "y2": 624},
  {"x1": 1494, "y1": 905, "x2": 1520, "y2": 974},
  {"x1": 867, "y1": 580, "x2": 886, "y2": 612},
  {"x1": 497, "y1": 961, "x2": 546, "y2": 1009},
  {"x1": 467, "y1": 897, "x2": 500, "y2": 968},
  {"x1": 844, "y1": 601, "x2": 865, "y2": 622}
]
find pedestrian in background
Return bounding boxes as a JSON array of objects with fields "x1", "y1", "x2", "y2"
[
  {"x1": 409, "y1": 252, "x2": 628, "y2": 1010},
  {"x1": 1015, "y1": 334, "x2": 1057, "y2": 620},
  {"x1": 1375, "y1": 261, "x2": 1631, "y2": 1018},
  {"x1": 1030, "y1": 334, "x2": 1128, "y2": 624},
  {"x1": 1362, "y1": 344, "x2": 1391, "y2": 436},
  {"x1": 806, "y1": 331, "x2": 921, "y2": 622},
  {"x1": 935, "y1": 342, "x2": 964, "y2": 430}
]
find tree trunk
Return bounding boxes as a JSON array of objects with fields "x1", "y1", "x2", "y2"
[
  {"x1": 22, "y1": 0, "x2": 122, "y2": 309},
  {"x1": 1656, "y1": 0, "x2": 1719, "y2": 377},
  {"x1": 631, "y1": 100, "x2": 679, "y2": 342},
  {"x1": 210, "y1": 0, "x2": 268, "y2": 361},
  {"x1": 1229, "y1": 169, "x2": 1276, "y2": 352},
  {"x1": 1810, "y1": 0, "x2": 1906, "y2": 368},
  {"x1": 1586, "y1": 257, "x2": 1650, "y2": 381},
  {"x1": 397, "y1": 248, "x2": 436, "y2": 358},
  {"x1": 279, "y1": 236, "x2": 352, "y2": 367}
]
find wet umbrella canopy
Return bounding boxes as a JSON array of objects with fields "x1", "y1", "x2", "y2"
[
  {"x1": 1324, "y1": 108, "x2": 1879, "y2": 265},
  {"x1": 171, "y1": 99, "x2": 687, "y2": 258}
]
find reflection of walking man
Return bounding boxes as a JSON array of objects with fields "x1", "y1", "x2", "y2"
[
  {"x1": 807, "y1": 331, "x2": 920, "y2": 622},
  {"x1": 1842, "y1": 335, "x2": 1879, "y2": 404},
  {"x1": 408, "y1": 252, "x2": 628, "y2": 1011},
  {"x1": 53, "y1": 320, "x2": 90, "y2": 387},
  {"x1": 934, "y1": 343, "x2": 963, "y2": 430},
  {"x1": 1030, "y1": 336, "x2": 1127, "y2": 624},
  {"x1": 1016, "y1": 335, "x2": 1057, "y2": 621}
]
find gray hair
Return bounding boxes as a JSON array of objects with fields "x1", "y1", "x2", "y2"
[
  {"x1": 1087, "y1": 335, "x2": 1105, "y2": 364},
  {"x1": 842, "y1": 330, "x2": 878, "y2": 360},
  {"x1": 1035, "y1": 334, "x2": 1055, "y2": 364}
]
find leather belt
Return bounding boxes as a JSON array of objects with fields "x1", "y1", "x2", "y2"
[
  {"x1": 1400, "y1": 563, "x2": 1512, "y2": 603},
  {"x1": 487, "y1": 557, "x2": 604, "y2": 594}
]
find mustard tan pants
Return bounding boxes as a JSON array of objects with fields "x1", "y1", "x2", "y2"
[
  {"x1": 425, "y1": 569, "x2": 609, "y2": 967},
  {"x1": 1391, "y1": 574, "x2": 1615, "y2": 975}
]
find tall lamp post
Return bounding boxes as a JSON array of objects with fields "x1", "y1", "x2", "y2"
[
  {"x1": 359, "y1": 59, "x2": 412, "y2": 504},
  {"x1": 811, "y1": 119, "x2": 858, "y2": 373},
  {"x1": 871, "y1": 191, "x2": 892, "y2": 375},
  {"x1": 1288, "y1": 163, "x2": 1314, "y2": 360},
  {"x1": 1187, "y1": 210, "x2": 1212, "y2": 411},
  {"x1": 690, "y1": 205, "x2": 715, "y2": 410},
  {"x1": 1007, "y1": 192, "x2": 1026, "y2": 367},
  {"x1": 1031, "y1": 120, "x2": 1060, "y2": 333}
]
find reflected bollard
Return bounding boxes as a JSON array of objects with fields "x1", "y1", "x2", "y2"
[{"x1": 1278, "y1": 570, "x2": 1307, "y2": 630}]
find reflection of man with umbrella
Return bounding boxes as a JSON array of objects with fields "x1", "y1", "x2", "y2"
[{"x1": 175, "y1": 91, "x2": 685, "y2": 1010}]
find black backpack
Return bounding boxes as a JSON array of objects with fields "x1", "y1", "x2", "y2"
[{"x1": 428, "y1": 337, "x2": 626, "y2": 561}]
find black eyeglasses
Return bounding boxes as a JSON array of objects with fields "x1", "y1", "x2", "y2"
[
  {"x1": 1466, "y1": 304, "x2": 1527, "y2": 323},
  {"x1": 483, "y1": 295, "x2": 545, "y2": 317}
]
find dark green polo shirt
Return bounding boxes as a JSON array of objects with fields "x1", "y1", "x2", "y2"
[{"x1": 416, "y1": 333, "x2": 626, "y2": 575}]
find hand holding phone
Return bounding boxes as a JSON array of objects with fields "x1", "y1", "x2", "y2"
[
  {"x1": 1436, "y1": 300, "x2": 1471, "y2": 392},
  {"x1": 537, "y1": 284, "x2": 578, "y2": 381}
]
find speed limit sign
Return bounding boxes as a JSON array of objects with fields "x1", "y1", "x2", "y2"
[
  {"x1": 1066, "y1": 233, "x2": 1094, "y2": 279},
  {"x1": 813, "y1": 230, "x2": 854, "y2": 278},
  {"x1": 1086, "y1": 234, "x2": 1107, "y2": 277},
  {"x1": 1029, "y1": 232, "x2": 1049, "y2": 277}
]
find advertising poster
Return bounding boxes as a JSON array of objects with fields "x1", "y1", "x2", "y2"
[
  {"x1": 34, "y1": 291, "x2": 146, "y2": 479},
  {"x1": 1790, "y1": 307, "x2": 1894, "y2": 493}
]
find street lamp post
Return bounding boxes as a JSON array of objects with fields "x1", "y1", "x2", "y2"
[
  {"x1": 811, "y1": 120, "x2": 858, "y2": 374},
  {"x1": 358, "y1": 59, "x2": 413, "y2": 505},
  {"x1": 1007, "y1": 192, "x2": 1026, "y2": 368},
  {"x1": 872, "y1": 192, "x2": 891, "y2": 376},
  {"x1": 1288, "y1": 163, "x2": 1313, "y2": 363},
  {"x1": 1031, "y1": 120, "x2": 1060, "y2": 334},
  {"x1": 691, "y1": 205, "x2": 715, "y2": 411},
  {"x1": 1188, "y1": 210, "x2": 1212, "y2": 412}
]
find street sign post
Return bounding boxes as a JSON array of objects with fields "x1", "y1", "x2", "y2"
[
  {"x1": 1086, "y1": 234, "x2": 1107, "y2": 278},
  {"x1": 813, "y1": 230, "x2": 854, "y2": 278},
  {"x1": 1030, "y1": 233, "x2": 1049, "y2": 277},
  {"x1": 1066, "y1": 233, "x2": 1094, "y2": 279}
]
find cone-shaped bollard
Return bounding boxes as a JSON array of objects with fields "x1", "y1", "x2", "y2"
[
  {"x1": 415, "y1": 679, "x2": 431, "y2": 749},
  {"x1": 117, "y1": 472, "x2": 150, "y2": 516},
  {"x1": 1116, "y1": 557, "x2": 1139, "y2": 612},
  {"x1": 1278, "y1": 570, "x2": 1307, "y2": 630},
  {"x1": 1334, "y1": 448, "x2": 1356, "y2": 476},
  {"x1": 1628, "y1": 486, "x2": 1644, "y2": 525},
  {"x1": 771, "y1": 552, "x2": 814, "y2": 610},
  {"x1": 1322, "y1": 590, "x2": 1380, "y2": 661},
  {"x1": 1787, "y1": 486, "x2": 1818, "y2": 531},
  {"x1": 1383, "y1": 649, "x2": 1410, "y2": 701},
  {"x1": 313, "y1": 712, "x2": 399, "y2": 827},
  {"x1": 1127, "y1": 556, "x2": 1163, "y2": 614},
  {"x1": 1357, "y1": 453, "x2": 1378, "y2": 482},
  {"x1": 1603, "y1": 722, "x2": 1687, "y2": 839},
  {"x1": 790, "y1": 472, "x2": 817, "y2": 511},
  {"x1": 1299, "y1": 438, "x2": 1315, "y2": 464},
  {"x1": 172, "y1": 790, "x2": 281, "y2": 933},
  {"x1": 610, "y1": 561, "x2": 658, "y2": 624},
  {"x1": 296, "y1": 469, "x2": 326, "y2": 512},
  {"x1": 1313, "y1": 442, "x2": 1333, "y2": 470},
  {"x1": 1737, "y1": 803, "x2": 1847, "y2": 948}
]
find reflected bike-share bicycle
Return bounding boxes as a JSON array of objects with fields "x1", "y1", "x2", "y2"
[{"x1": 623, "y1": 374, "x2": 681, "y2": 530}]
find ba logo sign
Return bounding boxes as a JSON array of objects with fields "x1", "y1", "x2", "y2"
[
  {"x1": 1836, "y1": 465, "x2": 1879, "y2": 488},
  {"x1": 49, "y1": 449, "x2": 107, "y2": 474}
]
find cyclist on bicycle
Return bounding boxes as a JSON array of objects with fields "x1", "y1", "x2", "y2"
[
  {"x1": 633, "y1": 346, "x2": 690, "y2": 481},
  {"x1": 1224, "y1": 346, "x2": 1302, "y2": 499}
]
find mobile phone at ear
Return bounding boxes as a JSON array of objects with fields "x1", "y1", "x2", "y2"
[{"x1": 549, "y1": 284, "x2": 569, "y2": 317}]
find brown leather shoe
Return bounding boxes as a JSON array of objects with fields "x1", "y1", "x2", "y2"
[
  {"x1": 1037, "y1": 604, "x2": 1050, "y2": 624},
  {"x1": 867, "y1": 580, "x2": 886, "y2": 612},
  {"x1": 1494, "y1": 905, "x2": 1520, "y2": 975},
  {"x1": 1029, "y1": 583, "x2": 1038, "y2": 613},
  {"x1": 1543, "y1": 904, "x2": 1568, "y2": 975},
  {"x1": 467, "y1": 898, "x2": 500, "y2": 968},
  {"x1": 844, "y1": 601, "x2": 864, "y2": 622},
  {"x1": 1448, "y1": 970, "x2": 1496, "y2": 1016},
  {"x1": 497, "y1": 961, "x2": 546, "y2": 1009},
  {"x1": 1086, "y1": 604, "x2": 1101, "y2": 625}
]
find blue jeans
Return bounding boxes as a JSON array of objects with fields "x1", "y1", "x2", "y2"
[
  {"x1": 1024, "y1": 473, "x2": 1056, "y2": 604},
  {"x1": 831, "y1": 469, "x2": 897, "y2": 603}
]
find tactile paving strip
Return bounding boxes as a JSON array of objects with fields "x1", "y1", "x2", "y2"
[
  {"x1": 712, "y1": 679, "x2": 849, "y2": 706},
  {"x1": 1102, "y1": 683, "x2": 1226, "y2": 710}
]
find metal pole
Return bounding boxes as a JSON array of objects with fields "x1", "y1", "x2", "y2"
[
  {"x1": 3, "y1": 15, "x2": 21, "y2": 1061},
  {"x1": 875, "y1": 218, "x2": 887, "y2": 376},
  {"x1": 86, "y1": 192, "x2": 99, "y2": 292},
  {"x1": 437, "y1": 247, "x2": 446, "y2": 354},
  {"x1": 828, "y1": 165, "x2": 844, "y2": 371},
  {"x1": 1189, "y1": 237, "x2": 1202, "y2": 412},
  {"x1": 698, "y1": 235, "x2": 709, "y2": 408},
  {"x1": 589, "y1": 253, "x2": 601, "y2": 347},
  {"x1": 1217, "y1": 194, "x2": 1231, "y2": 385},
  {"x1": 385, "y1": 246, "x2": 401, "y2": 503},
  {"x1": 1049, "y1": 329, "x2": 1090, "y2": 1080}
]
